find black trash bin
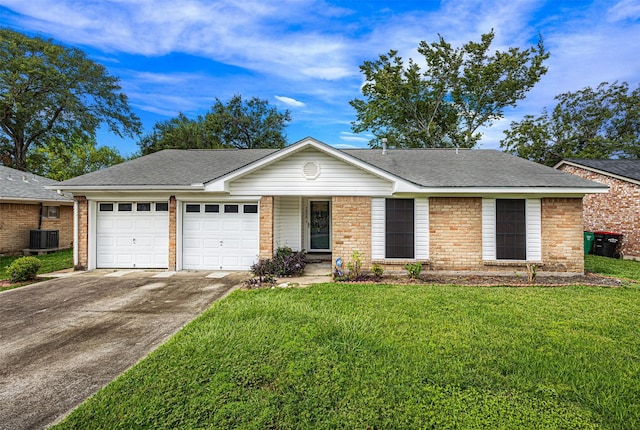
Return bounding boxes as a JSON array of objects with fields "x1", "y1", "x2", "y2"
[{"x1": 593, "y1": 231, "x2": 623, "y2": 258}]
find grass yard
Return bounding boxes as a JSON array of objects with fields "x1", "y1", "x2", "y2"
[
  {"x1": 585, "y1": 254, "x2": 640, "y2": 281},
  {"x1": 0, "y1": 248, "x2": 73, "y2": 290},
  {"x1": 55, "y1": 280, "x2": 639, "y2": 429}
]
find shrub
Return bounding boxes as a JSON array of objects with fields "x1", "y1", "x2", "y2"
[
  {"x1": 404, "y1": 261, "x2": 423, "y2": 280},
  {"x1": 371, "y1": 263, "x2": 384, "y2": 279},
  {"x1": 250, "y1": 247, "x2": 307, "y2": 281},
  {"x1": 8, "y1": 256, "x2": 42, "y2": 283},
  {"x1": 347, "y1": 250, "x2": 362, "y2": 279}
]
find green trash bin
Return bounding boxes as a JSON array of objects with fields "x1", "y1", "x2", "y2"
[{"x1": 584, "y1": 231, "x2": 595, "y2": 255}]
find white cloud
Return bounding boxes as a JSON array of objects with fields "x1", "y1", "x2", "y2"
[
  {"x1": 339, "y1": 132, "x2": 370, "y2": 143},
  {"x1": 607, "y1": 0, "x2": 640, "y2": 22},
  {"x1": 275, "y1": 96, "x2": 305, "y2": 107}
]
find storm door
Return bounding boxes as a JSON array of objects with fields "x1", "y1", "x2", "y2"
[{"x1": 309, "y1": 200, "x2": 331, "y2": 251}]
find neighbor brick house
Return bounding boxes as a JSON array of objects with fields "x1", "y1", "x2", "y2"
[
  {"x1": 0, "y1": 165, "x2": 74, "y2": 255},
  {"x1": 53, "y1": 138, "x2": 606, "y2": 274},
  {"x1": 556, "y1": 159, "x2": 640, "y2": 259}
]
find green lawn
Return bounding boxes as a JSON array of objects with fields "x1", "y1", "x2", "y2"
[
  {"x1": 55, "y1": 280, "x2": 640, "y2": 429},
  {"x1": 585, "y1": 254, "x2": 640, "y2": 281},
  {"x1": 0, "y1": 248, "x2": 73, "y2": 288}
]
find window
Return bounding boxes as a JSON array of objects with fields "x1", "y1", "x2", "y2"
[
  {"x1": 205, "y1": 204, "x2": 219, "y2": 213},
  {"x1": 496, "y1": 199, "x2": 526, "y2": 260},
  {"x1": 155, "y1": 202, "x2": 169, "y2": 212},
  {"x1": 99, "y1": 203, "x2": 114, "y2": 212},
  {"x1": 137, "y1": 203, "x2": 151, "y2": 212},
  {"x1": 118, "y1": 203, "x2": 132, "y2": 212},
  {"x1": 385, "y1": 199, "x2": 414, "y2": 258},
  {"x1": 185, "y1": 204, "x2": 200, "y2": 213},
  {"x1": 43, "y1": 206, "x2": 59, "y2": 218},
  {"x1": 243, "y1": 204, "x2": 258, "y2": 214},
  {"x1": 224, "y1": 204, "x2": 239, "y2": 213}
]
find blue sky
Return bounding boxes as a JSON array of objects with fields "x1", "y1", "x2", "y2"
[{"x1": 1, "y1": 0, "x2": 639, "y2": 156}]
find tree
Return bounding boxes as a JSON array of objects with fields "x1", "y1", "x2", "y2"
[
  {"x1": 501, "y1": 82, "x2": 640, "y2": 166},
  {"x1": 26, "y1": 135, "x2": 125, "y2": 181},
  {"x1": 138, "y1": 95, "x2": 291, "y2": 155},
  {"x1": 350, "y1": 30, "x2": 549, "y2": 148},
  {"x1": 0, "y1": 29, "x2": 141, "y2": 170}
]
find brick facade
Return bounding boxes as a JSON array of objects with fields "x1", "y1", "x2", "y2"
[
  {"x1": 168, "y1": 196, "x2": 177, "y2": 270},
  {"x1": 429, "y1": 197, "x2": 484, "y2": 271},
  {"x1": 541, "y1": 198, "x2": 584, "y2": 272},
  {"x1": 559, "y1": 164, "x2": 640, "y2": 259},
  {"x1": 331, "y1": 196, "x2": 372, "y2": 269},
  {"x1": 259, "y1": 196, "x2": 274, "y2": 259},
  {"x1": 0, "y1": 202, "x2": 73, "y2": 255},
  {"x1": 76, "y1": 196, "x2": 88, "y2": 270}
]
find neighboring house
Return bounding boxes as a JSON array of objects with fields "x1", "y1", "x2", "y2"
[
  {"x1": 556, "y1": 159, "x2": 640, "y2": 259},
  {"x1": 54, "y1": 137, "x2": 606, "y2": 274},
  {"x1": 0, "y1": 165, "x2": 74, "y2": 255}
]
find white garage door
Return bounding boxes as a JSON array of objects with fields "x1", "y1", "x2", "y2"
[
  {"x1": 182, "y1": 202, "x2": 259, "y2": 270},
  {"x1": 97, "y1": 202, "x2": 169, "y2": 269}
]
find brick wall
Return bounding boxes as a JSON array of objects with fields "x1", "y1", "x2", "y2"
[
  {"x1": 541, "y1": 198, "x2": 584, "y2": 272},
  {"x1": 558, "y1": 164, "x2": 640, "y2": 258},
  {"x1": 332, "y1": 196, "x2": 372, "y2": 269},
  {"x1": 168, "y1": 196, "x2": 176, "y2": 270},
  {"x1": 429, "y1": 197, "x2": 484, "y2": 271},
  {"x1": 259, "y1": 196, "x2": 274, "y2": 259},
  {"x1": 76, "y1": 196, "x2": 88, "y2": 270},
  {"x1": 0, "y1": 202, "x2": 73, "y2": 255}
]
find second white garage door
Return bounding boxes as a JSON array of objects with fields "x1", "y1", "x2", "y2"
[{"x1": 182, "y1": 202, "x2": 259, "y2": 270}]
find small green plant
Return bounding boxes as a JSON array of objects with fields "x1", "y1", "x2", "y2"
[
  {"x1": 8, "y1": 256, "x2": 42, "y2": 283},
  {"x1": 404, "y1": 261, "x2": 423, "y2": 280},
  {"x1": 371, "y1": 263, "x2": 384, "y2": 279},
  {"x1": 526, "y1": 263, "x2": 537, "y2": 283},
  {"x1": 347, "y1": 250, "x2": 362, "y2": 279}
]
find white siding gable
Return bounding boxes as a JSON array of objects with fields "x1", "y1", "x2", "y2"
[{"x1": 229, "y1": 148, "x2": 393, "y2": 196}]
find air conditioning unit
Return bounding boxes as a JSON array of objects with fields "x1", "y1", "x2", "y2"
[{"x1": 29, "y1": 230, "x2": 59, "y2": 249}]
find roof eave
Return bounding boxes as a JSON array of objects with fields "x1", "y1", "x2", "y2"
[{"x1": 555, "y1": 160, "x2": 640, "y2": 186}]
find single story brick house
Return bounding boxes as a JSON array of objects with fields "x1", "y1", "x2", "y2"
[
  {"x1": 52, "y1": 137, "x2": 606, "y2": 274},
  {"x1": 0, "y1": 165, "x2": 74, "y2": 255},
  {"x1": 556, "y1": 159, "x2": 640, "y2": 259}
]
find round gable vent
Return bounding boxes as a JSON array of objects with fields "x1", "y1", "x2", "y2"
[{"x1": 302, "y1": 161, "x2": 320, "y2": 180}]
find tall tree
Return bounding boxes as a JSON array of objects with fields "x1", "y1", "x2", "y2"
[
  {"x1": 26, "y1": 135, "x2": 125, "y2": 181},
  {"x1": 501, "y1": 82, "x2": 640, "y2": 166},
  {"x1": 0, "y1": 29, "x2": 141, "y2": 170},
  {"x1": 138, "y1": 95, "x2": 291, "y2": 155},
  {"x1": 350, "y1": 30, "x2": 549, "y2": 148}
]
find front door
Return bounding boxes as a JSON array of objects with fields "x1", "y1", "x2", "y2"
[{"x1": 309, "y1": 200, "x2": 331, "y2": 251}]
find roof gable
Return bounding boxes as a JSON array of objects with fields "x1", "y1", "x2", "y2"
[{"x1": 557, "y1": 159, "x2": 640, "y2": 184}]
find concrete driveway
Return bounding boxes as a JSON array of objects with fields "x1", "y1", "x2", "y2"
[{"x1": 0, "y1": 270, "x2": 246, "y2": 430}]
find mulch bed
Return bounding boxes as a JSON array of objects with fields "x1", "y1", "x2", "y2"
[{"x1": 345, "y1": 272, "x2": 631, "y2": 287}]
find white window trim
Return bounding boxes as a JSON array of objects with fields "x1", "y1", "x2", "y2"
[
  {"x1": 482, "y1": 198, "x2": 542, "y2": 261},
  {"x1": 371, "y1": 197, "x2": 429, "y2": 260}
]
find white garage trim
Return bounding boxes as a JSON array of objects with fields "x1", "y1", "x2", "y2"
[
  {"x1": 181, "y1": 202, "x2": 259, "y2": 271},
  {"x1": 96, "y1": 201, "x2": 169, "y2": 269}
]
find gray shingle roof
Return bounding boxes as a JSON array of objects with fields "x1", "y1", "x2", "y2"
[
  {"x1": 344, "y1": 149, "x2": 604, "y2": 188},
  {"x1": 56, "y1": 145, "x2": 605, "y2": 190},
  {"x1": 0, "y1": 165, "x2": 71, "y2": 202},
  {"x1": 57, "y1": 149, "x2": 278, "y2": 186},
  {"x1": 564, "y1": 159, "x2": 640, "y2": 182}
]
